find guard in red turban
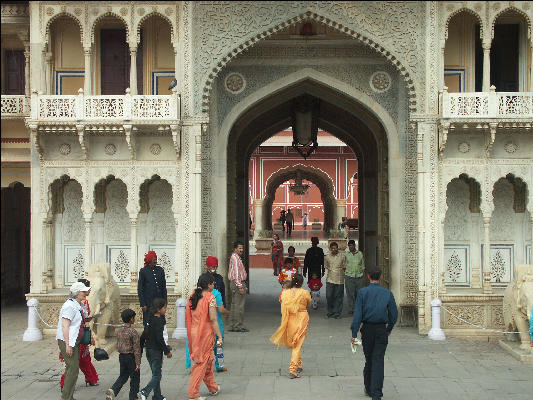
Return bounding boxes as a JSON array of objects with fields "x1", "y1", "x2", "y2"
[
  {"x1": 138, "y1": 250, "x2": 167, "y2": 326},
  {"x1": 144, "y1": 250, "x2": 158, "y2": 266},
  {"x1": 205, "y1": 256, "x2": 225, "y2": 307}
]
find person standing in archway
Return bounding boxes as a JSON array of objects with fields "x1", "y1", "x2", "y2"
[
  {"x1": 324, "y1": 242, "x2": 346, "y2": 319},
  {"x1": 280, "y1": 210, "x2": 286, "y2": 232},
  {"x1": 286, "y1": 209, "x2": 294, "y2": 236},
  {"x1": 228, "y1": 241, "x2": 249, "y2": 332},
  {"x1": 302, "y1": 212, "x2": 308, "y2": 230},
  {"x1": 271, "y1": 234, "x2": 284, "y2": 276},
  {"x1": 303, "y1": 237, "x2": 324, "y2": 281},
  {"x1": 345, "y1": 240, "x2": 366, "y2": 315}
]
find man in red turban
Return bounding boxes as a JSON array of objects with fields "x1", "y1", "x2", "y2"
[
  {"x1": 206, "y1": 256, "x2": 226, "y2": 307},
  {"x1": 137, "y1": 250, "x2": 167, "y2": 326}
]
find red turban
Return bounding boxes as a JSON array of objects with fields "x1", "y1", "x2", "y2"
[
  {"x1": 144, "y1": 250, "x2": 157, "y2": 266},
  {"x1": 206, "y1": 256, "x2": 218, "y2": 268}
]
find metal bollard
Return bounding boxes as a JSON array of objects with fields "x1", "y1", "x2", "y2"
[
  {"x1": 428, "y1": 298, "x2": 446, "y2": 341},
  {"x1": 23, "y1": 298, "x2": 43, "y2": 341},
  {"x1": 172, "y1": 298, "x2": 187, "y2": 339}
]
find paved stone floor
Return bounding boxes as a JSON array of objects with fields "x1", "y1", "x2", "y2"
[{"x1": 2, "y1": 269, "x2": 533, "y2": 400}]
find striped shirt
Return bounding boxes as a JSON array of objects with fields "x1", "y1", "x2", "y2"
[{"x1": 228, "y1": 252, "x2": 247, "y2": 289}]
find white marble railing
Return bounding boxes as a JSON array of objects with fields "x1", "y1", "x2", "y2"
[
  {"x1": 31, "y1": 90, "x2": 181, "y2": 121},
  {"x1": 441, "y1": 88, "x2": 533, "y2": 118},
  {"x1": 1, "y1": 95, "x2": 29, "y2": 117}
]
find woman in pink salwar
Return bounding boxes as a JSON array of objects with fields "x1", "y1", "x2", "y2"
[{"x1": 271, "y1": 234, "x2": 284, "y2": 276}]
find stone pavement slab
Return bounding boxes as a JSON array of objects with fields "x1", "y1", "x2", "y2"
[{"x1": 2, "y1": 269, "x2": 533, "y2": 399}]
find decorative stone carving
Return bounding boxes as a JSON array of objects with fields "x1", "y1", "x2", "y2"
[
  {"x1": 503, "y1": 265, "x2": 533, "y2": 351},
  {"x1": 147, "y1": 180, "x2": 175, "y2": 242},
  {"x1": 164, "y1": 7, "x2": 173, "y2": 16},
  {"x1": 504, "y1": 141, "x2": 518, "y2": 153},
  {"x1": 369, "y1": 71, "x2": 391, "y2": 93},
  {"x1": 72, "y1": 251, "x2": 85, "y2": 280},
  {"x1": 120, "y1": 7, "x2": 128, "y2": 16},
  {"x1": 113, "y1": 250, "x2": 130, "y2": 283},
  {"x1": 137, "y1": 7, "x2": 145, "y2": 16},
  {"x1": 104, "y1": 144, "x2": 116, "y2": 156},
  {"x1": 458, "y1": 142, "x2": 470, "y2": 153},
  {"x1": 74, "y1": 8, "x2": 83, "y2": 16},
  {"x1": 46, "y1": 7, "x2": 54, "y2": 16},
  {"x1": 446, "y1": 305, "x2": 485, "y2": 327},
  {"x1": 150, "y1": 143, "x2": 162, "y2": 155},
  {"x1": 104, "y1": 180, "x2": 130, "y2": 242},
  {"x1": 490, "y1": 179, "x2": 514, "y2": 241},
  {"x1": 59, "y1": 143, "x2": 71, "y2": 156},
  {"x1": 86, "y1": 263, "x2": 121, "y2": 348},
  {"x1": 444, "y1": 179, "x2": 471, "y2": 241},
  {"x1": 224, "y1": 72, "x2": 246, "y2": 94},
  {"x1": 62, "y1": 180, "x2": 84, "y2": 243}
]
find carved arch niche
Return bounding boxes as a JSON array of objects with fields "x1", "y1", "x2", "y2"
[
  {"x1": 490, "y1": 175, "x2": 530, "y2": 281},
  {"x1": 138, "y1": 175, "x2": 175, "y2": 280},
  {"x1": 50, "y1": 175, "x2": 85, "y2": 286},
  {"x1": 443, "y1": 174, "x2": 481, "y2": 286}
]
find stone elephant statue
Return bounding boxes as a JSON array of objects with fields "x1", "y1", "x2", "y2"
[
  {"x1": 503, "y1": 264, "x2": 533, "y2": 351},
  {"x1": 86, "y1": 263, "x2": 121, "y2": 348}
]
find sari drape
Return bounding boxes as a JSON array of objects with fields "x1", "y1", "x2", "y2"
[{"x1": 271, "y1": 240, "x2": 284, "y2": 274}]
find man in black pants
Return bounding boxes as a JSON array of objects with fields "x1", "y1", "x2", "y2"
[{"x1": 350, "y1": 267, "x2": 397, "y2": 400}]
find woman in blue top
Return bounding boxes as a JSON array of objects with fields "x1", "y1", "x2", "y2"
[{"x1": 186, "y1": 287, "x2": 229, "y2": 372}]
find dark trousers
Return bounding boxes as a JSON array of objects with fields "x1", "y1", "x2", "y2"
[
  {"x1": 326, "y1": 282, "x2": 344, "y2": 317},
  {"x1": 361, "y1": 323, "x2": 388, "y2": 399},
  {"x1": 141, "y1": 348, "x2": 163, "y2": 399},
  {"x1": 111, "y1": 353, "x2": 140, "y2": 400},
  {"x1": 286, "y1": 221, "x2": 293, "y2": 235},
  {"x1": 345, "y1": 276, "x2": 366, "y2": 313}
]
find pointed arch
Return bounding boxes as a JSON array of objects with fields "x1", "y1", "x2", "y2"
[
  {"x1": 91, "y1": 12, "x2": 130, "y2": 44},
  {"x1": 201, "y1": 11, "x2": 418, "y2": 114},
  {"x1": 136, "y1": 11, "x2": 175, "y2": 44},
  {"x1": 444, "y1": 8, "x2": 484, "y2": 41},
  {"x1": 491, "y1": 6, "x2": 532, "y2": 40},
  {"x1": 45, "y1": 12, "x2": 84, "y2": 45}
]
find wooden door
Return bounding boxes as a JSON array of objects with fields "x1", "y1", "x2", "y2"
[
  {"x1": 4, "y1": 49, "x2": 25, "y2": 95},
  {"x1": 101, "y1": 29, "x2": 129, "y2": 95}
]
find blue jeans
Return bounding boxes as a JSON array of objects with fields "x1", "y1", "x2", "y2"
[{"x1": 141, "y1": 348, "x2": 163, "y2": 400}]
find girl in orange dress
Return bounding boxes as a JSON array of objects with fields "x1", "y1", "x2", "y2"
[
  {"x1": 270, "y1": 273, "x2": 311, "y2": 379},
  {"x1": 186, "y1": 273, "x2": 223, "y2": 400}
]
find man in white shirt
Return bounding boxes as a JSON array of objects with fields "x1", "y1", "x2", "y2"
[{"x1": 57, "y1": 281, "x2": 91, "y2": 400}]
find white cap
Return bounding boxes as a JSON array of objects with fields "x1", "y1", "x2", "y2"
[{"x1": 69, "y1": 281, "x2": 91, "y2": 294}]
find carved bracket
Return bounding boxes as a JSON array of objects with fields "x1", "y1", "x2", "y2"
[
  {"x1": 485, "y1": 122, "x2": 497, "y2": 157},
  {"x1": 170, "y1": 123, "x2": 181, "y2": 158},
  {"x1": 76, "y1": 124, "x2": 87, "y2": 160},
  {"x1": 123, "y1": 124, "x2": 135, "y2": 160},
  {"x1": 28, "y1": 123, "x2": 43, "y2": 159},
  {"x1": 438, "y1": 122, "x2": 450, "y2": 156}
]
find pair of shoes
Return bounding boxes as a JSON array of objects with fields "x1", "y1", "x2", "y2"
[
  {"x1": 137, "y1": 391, "x2": 147, "y2": 400},
  {"x1": 210, "y1": 385, "x2": 220, "y2": 396},
  {"x1": 216, "y1": 367, "x2": 228, "y2": 372},
  {"x1": 86, "y1": 381, "x2": 99, "y2": 387},
  {"x1": 105, "y1": 388, "x2": 115, "y2": 400},
  {"x1": 289, "y1": 373, "x2": 301, "y2": 379}
]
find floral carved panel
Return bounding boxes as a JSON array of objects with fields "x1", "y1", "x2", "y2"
[
  {"x1": 104, "y1": 180, "x2": 130, "y2": 242},
  {"x1": 444, "y1": 178, "x2": 471, "y2": 241},
  {"x1": 147, "y1": 180, "x2": 175, "y2": 242},
  {"x1": 62, "y1": 180, "x2": 84, "y2": 243}
]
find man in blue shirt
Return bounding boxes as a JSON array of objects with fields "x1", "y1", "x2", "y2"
[{"x1": 350, "y1": 267, "x2": 397, "y2": 400}]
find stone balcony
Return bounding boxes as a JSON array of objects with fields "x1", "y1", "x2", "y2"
[
  {"x1": 1, "y1": 95, "x2": 29, "y2": 119},
  {"x1": 438, "y1": 88, "x2": 533, "y2": 154}
]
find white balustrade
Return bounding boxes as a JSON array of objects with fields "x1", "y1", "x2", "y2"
[
  {"x1": 441, "y1": 89, "x2": 533, "y2": 119},
  {"x1": 32, "y1": 92, "x2": 180, "y2": 122},
  {"x1": 1, "y1": 95, "x2": 29, "y2": 117}
]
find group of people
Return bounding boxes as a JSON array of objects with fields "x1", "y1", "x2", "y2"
[{"x1": 56, "y1": 237, "x2": 398, "y2": 400}]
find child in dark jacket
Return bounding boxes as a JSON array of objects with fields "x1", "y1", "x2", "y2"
[{"x1": 138, "y1": 298, "x2": 172, "y2": 400}]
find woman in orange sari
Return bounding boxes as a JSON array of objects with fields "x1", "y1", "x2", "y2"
[
  {"x1": 270, "y1": 273, "x2": 311, "y2": 378},
  {"x1": 186, "y1": 273, "x2": 223, "y2": 400}
]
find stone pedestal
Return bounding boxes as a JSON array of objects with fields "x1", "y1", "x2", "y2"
[{"x1": 23, "y1": 298, "x2": 43, "y2": 341}]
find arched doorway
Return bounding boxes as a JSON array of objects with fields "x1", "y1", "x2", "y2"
[
  {"x1": 262, "y1": 164, "x2": 337, "y2": 232},
  {"x1": 223, "y1": 79, "x2": 392, "y2": 288}
]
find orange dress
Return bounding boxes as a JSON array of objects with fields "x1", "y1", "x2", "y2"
[
  {"x1": 270, "y1": 288, "x2": 312, "y2": 374},
  {"x1": 186, "y1": 292, "x2": 218, "y2": 398}
]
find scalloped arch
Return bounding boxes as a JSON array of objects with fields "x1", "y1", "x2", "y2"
[
  {"x1": 491, "y1": 6, "x2": 532, "y2": 40},
  {"x1": 444, "y1": 8, "x2": 484, "y2": 41},
  {"x1": 91, "y1": 12, "x2": 130, "y2": 44},
  {"x1": 136, "y1": 11, "x2": 175, "y2": 44},
  {"x1": 45, "y1": 12, "x2": 84, "y2": 45},
  {"x1": 264, "y1": 163, "x2": 336, "y2": 198},
  {"x1": 490, "y1": 172, "x2": 530, "y2": 194},
  {"x1": 201, "y1": 11, "x2": 418, "y2": 114}
]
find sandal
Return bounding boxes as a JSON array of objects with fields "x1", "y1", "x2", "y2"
[
  {"x1": 289, "y1": 373, "x2": 301, "y2": 379},
  {"x1": 209, "y1": 385, "x2": 220, "y2": 396}
]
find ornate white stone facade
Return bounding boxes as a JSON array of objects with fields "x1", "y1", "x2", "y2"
[{"x1": 2, "y1": 1, "x2": 531, "y2": 334}]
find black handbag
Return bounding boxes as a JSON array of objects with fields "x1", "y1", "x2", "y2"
[{"x1": 93, "y1": 348, "x2": 109, "y2": 361}]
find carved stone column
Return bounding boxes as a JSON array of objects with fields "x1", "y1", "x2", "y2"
[
  {"x1": 129, "y1": 218, "x2": 138, "y2": 294},
  {"x1": 24, "y1": 43, "x2": 31, "y2": 97},
  {"x1": 83, "y1": 47, "x2": 92, "y2": 95},
  {"x1": 84, "y1": 217, "x2": 92, "y2": 272},
  {"x1": 530, "y1": 45, "x2": 533, "y2": 92},
  {"x1": 482, "y1": 216, "x2": 492, "y2": 294},
  {"x1": 41, "y1": 219, "x2": 54, "y2": 293},
  {"x1": 482, "y1": 44, "x2": 491, "y2": 92},
  {"x1": 439, "y1": 42, "x2": 445, "y2": 90},
  {"x1": 45, "y1": 51, "x2": 53, "y2": 94},
  {"x1": 174, "y1": 215, "x2": 180, "y2": 293},
  {"x1": 336, "y1": 198, "x2": 347, "y2": 228},
  {"x1": 129, "y1": 46, "x2": 137, "y2": 95},
  {"x1": 253, "y1": 199, "x2": 264, "y2": 238}
]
